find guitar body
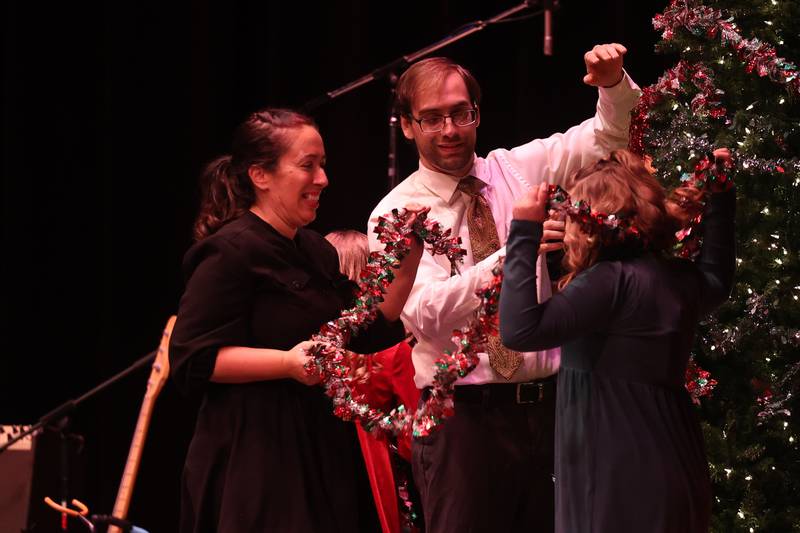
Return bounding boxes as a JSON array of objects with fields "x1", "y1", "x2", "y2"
[{"x1": 108, "y1": 316, "x2": 176, "y2": 533}]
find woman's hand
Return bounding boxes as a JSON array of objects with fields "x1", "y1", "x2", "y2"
[
  {"x1": 713, "y1": 147, "x2": 731, "y2": 164},
  {"x1": 710, "y1": 147, "x2": 734, "y2": 193},
  {"x1": 285, "y1": 340, "x2": 322, "y2": 386},
  {"x1": 513, "y1": 182, "x2": 549, "y2": 223},
  {"x1": 211, "y1": 344, "x2": 323, "y2": 384}
]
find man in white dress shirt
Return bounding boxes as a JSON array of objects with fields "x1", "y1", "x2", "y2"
[{"x1": 367, "y1": 44, "x2": 641, "y2": 532}]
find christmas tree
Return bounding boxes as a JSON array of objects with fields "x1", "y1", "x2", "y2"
[{"x1": 631, "y1": 1, "x2": 800, "y2": 530}]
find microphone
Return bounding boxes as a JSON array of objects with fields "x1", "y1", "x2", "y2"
[{"x1": 543, "y1": 0, "x2": 554, "y2": 56}]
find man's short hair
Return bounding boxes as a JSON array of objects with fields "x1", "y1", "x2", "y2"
[{"x1": 395, "y1": 57, "x2": 482, "y2": 116}]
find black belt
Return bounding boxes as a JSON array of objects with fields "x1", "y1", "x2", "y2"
[{"x1": 451, "y1": 375, "x2": 557, "y2": 405}]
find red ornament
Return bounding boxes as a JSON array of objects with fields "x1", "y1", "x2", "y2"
[{"x1": 685, "y1": 357, "x2": 718, "y2": 405}]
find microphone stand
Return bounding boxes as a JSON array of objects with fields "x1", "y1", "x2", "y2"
[
  {"x1": 0, "y1": 350, "x2": 157, "y2": 455},
  {"x1": 303, "y1": 1, "x2": 550, "y2": 189},
  {"x1": 5, "y1": 350, "x2": 158, "y2": 531},
  {"x1": 387, "y1": 72, "x2": 400, "y2": 189}
]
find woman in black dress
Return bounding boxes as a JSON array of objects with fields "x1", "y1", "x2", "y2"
[
  {"x1": 169, "y1": 108, "x2": 422, "y2": 533},
  {"x1": 499, "y1": 149, "x2": 735, "y2": 532}
]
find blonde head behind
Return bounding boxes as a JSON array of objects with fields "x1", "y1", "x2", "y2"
[{"x1": 324, "y1": 230, "x2": 370, "y2": 283}]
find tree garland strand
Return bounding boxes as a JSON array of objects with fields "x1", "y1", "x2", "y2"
[
  {"x1": 653, "y1": 0, "x2": 800, "y2": 96},
  {"x1": 629, "y1": 60, "x2": 728, "y2": 156}
]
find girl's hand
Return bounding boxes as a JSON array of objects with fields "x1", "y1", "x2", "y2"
[{"x1": 513, "y1": 182, "x2": 549, "y2": 223}]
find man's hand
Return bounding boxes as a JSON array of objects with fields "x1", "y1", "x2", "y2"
[
  {"x1": 583, "y1": 43, "x2": 626, "y2": 87},
  {"x1": 513, "y1": 182, "x2": 548, "y2": 223},
  {"x1": 400, "y1": 203, "x2": 427, "y2": 267},
  {"x1": 539, "y1": 212, "x2": 565, "y2": 255}
]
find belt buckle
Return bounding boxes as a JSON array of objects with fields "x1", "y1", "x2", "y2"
[{"x1": 516, "y1": 382, "x2": 544, "y2": 404}]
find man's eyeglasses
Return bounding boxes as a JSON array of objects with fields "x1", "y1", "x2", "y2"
[{"x1": 408, "y1": 109, "x2": 478, "y2": 133}]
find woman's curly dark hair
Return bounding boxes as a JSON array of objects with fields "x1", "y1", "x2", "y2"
[{"x1": 193, "y1": 108, "x2": 317, "y2": 240}]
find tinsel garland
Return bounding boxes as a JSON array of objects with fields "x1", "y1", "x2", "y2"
[
  {"x1": 653, "y1": 0, "x2": 800, "y2": 96},
  {"x1": 545, "y1": 150, "x2": 731, "y2": 257},
  {"x1": 305, "y1": 207, "x2": 504, "y2": 439},
  {"x1": 673, "y1": 152, "x2": 735, "y2": 258},
  {"x1": 738, "y1": 153, "x2": 800, "y2": 177},
  {"x1": 630, "y1": 60, "x2": 727, "y2": 156},
  {"x1": 701, "y1": 290, "x2": 800, "y2": 423},
  {"x1": 638, "y1": 103, "x2": 800, "y2": 179},
  {"x1": 631, "y1": 2, "x2": 800, "y2": 179},
  {"x1": 546, "y1": 183, "x2": 644, "y2": 244},
  {"x1": 713, "y1": 291, "x2": 800, "y2": 356},
  {"x1": 396, "y1": 467, "x2": 419, "y2": 531},
  {"x1": 757, "y1": 376, "x2": 795, "y2": 423}
]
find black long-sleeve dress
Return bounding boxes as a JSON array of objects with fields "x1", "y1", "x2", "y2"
[
  {"x1": 499, "y1": 190, "x2": 736, "y2": 533},
  {"x1": 169, "y1": 211, "x2": 404, "y2": 533}
]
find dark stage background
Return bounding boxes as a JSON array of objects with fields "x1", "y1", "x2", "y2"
[{"x1": 4, "y1": 1, "x2": 669, "y2": 531}]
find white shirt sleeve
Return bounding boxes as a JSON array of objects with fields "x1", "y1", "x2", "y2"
[
  {"x1": 494, "y1": 71, "x2": 642, "y2": 189},
  {"x1": 401, "y1": 246, "x2": 504, "y2": 341},
  {"x1": 368, "y1": 202, "x2": 504, "y2": 341}
]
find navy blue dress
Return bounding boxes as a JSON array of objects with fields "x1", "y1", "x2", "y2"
[{"x1": 499, "y1": 190, "x2": 735, "y2": 533}]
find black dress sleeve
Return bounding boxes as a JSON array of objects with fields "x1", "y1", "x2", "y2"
[
  {"x1": 499, "y1": 219, "x2": 620, "y2": 352},
  {"x1": 169, "y1": 237, "x2": 253, "y2": 396},
  {"x1": 695, "y1": 188, "x2": 737, "y2": 315}
]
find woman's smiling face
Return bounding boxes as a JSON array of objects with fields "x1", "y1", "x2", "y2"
[{"x1": 260, "y1": 125, "x2": 328, "y2": 233}]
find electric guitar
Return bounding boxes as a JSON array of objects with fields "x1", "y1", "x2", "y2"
[{"x1": 108, "y1": 316, "x2": 176, "y2": 533}]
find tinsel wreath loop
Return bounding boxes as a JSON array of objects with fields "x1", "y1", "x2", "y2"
[
  {"x1": 304, "y1": 207, "x2": 503, "y2": 439},
  {"x1": 546, "y1": 184, "x2": 644, "y2": 245},
  {"x1": 544, "y1": 150, "x2": 732, "y2": 253},
  {"x1": 653, "y1": 0, "x2": 800, "y2": 96}
]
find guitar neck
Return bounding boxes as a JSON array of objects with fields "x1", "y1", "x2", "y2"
[
  {"x1": 110, "y1": 394, "x2": 156, "y2": 522},
  {"x1": 109, "y1": 316, "x2": 175, "y2": 533}
]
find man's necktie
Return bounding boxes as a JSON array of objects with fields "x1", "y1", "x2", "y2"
[{"x1": 457, "y1": 176, "x2": 523, "y2": 380}]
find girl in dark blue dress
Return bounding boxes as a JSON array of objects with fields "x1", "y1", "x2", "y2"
[{"x1": 499, "y1": 149, "x2": 735, "y2": 533}]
